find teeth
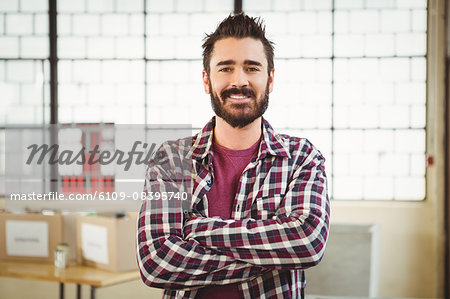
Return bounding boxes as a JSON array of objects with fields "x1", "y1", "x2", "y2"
[{"x1": 229, "y1": 95, "x2": 247, "y2": 99}]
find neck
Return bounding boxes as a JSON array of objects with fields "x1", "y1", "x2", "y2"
[{"x1": 213, "y1": 117, "x2": 262, "y2": 150}]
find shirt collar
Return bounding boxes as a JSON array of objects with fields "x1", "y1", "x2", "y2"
[{"x1": 188, "y1": 116, "x2": 291, "y2": 161}]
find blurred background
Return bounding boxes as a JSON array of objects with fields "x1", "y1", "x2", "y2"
[{"x1": 0, "y1": 0, "x2": 448, "y2": 298}]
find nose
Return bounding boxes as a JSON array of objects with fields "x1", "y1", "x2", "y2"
[{"x1": 231, "y1": 68, "x2": 248, "y2": 88}]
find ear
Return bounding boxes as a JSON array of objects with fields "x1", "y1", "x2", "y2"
[
  {"x1": 202, "y1": 70, "x2": 210, "y2": 94},
  {"x1": 268, "y1": 68, "x2": 275, "y2": 93}
]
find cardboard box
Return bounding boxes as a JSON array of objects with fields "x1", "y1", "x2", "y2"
[
  {"x1": 76, "y1": 213, "x2": 138, "y2": 272},
  {"x1": 0, "y1": 213, "x2": 63, "y2": 263},
  {"x1": 62, "y1": 212, "x2": 78, "y2": 262}
]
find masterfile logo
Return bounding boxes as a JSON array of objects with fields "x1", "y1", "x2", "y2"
[
  {"x1": 4, "y1": 124, "x2": 192, "y2": 212},
  {"x1": 26, "y1": 141, "x2": 157, "y2": 171}
]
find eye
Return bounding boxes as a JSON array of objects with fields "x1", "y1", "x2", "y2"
[
  {"x1": 219, "y1": 67, "x2": 232, "y2": 72},
  {"x1": 247, "y1": 67, "x2": 260, "y2": 72}
]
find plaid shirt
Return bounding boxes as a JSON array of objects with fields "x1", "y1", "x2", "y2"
[{"x1": 137, "y1": 117, "x2": 330, "y2": 299}]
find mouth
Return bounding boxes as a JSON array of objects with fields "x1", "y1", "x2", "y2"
[
  {"x1": 227, "y1": 94, "x2": 252, "y2": 101},
  {"x1": 221, "y1": 87, "x2": 256, "y2": 103}
]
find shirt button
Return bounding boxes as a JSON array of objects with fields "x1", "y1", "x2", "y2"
[{"x1": 206, "y1": 179, "x2": 213, "y2": 186}]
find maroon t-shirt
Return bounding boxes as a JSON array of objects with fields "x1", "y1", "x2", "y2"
[{"x1": 195, "y1": 138, "x2": 260, "y2": 299}]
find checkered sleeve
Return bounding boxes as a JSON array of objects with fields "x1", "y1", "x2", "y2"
[
  {"x1": 136, "y1": 142, "x2": 268, "y2": 290},
  {"x1": 183, "y1": 141, "x2": 330, "y2": 269}
]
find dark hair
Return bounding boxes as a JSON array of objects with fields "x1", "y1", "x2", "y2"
[{"x1": 202, "y1": 13, "x2": 275, "y2": 75}]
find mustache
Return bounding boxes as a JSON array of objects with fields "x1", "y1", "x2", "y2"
[{"x1": 221, "y1": 87, "x2": 256, "y2": 99}]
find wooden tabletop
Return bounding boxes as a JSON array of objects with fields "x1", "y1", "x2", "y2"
[{"x1": 0, "y1": 261, "x2": 140, "y2": 287}]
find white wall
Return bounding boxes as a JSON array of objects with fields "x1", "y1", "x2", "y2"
[{"x1": 331, "y1": 200, "x2": 444, "y2": 298}]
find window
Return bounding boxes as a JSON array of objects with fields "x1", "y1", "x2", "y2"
[
  {"x1": 0, "y1": 0, "x2": 50, "y2": 194},
  {"x1": 245, "y1": 0, "x2": 427, "y2": 200},
  {"x1": 0, "y1": 0, "x2": 427, "y2": 201}
]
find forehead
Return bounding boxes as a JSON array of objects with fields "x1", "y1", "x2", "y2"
[{"x1": 210, "y1": 37, "x2": 267, "y2": 67}]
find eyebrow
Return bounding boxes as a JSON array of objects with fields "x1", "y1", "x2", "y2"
[{"x1": 215, "y1": 60, "x2": 263, "y2": 67}]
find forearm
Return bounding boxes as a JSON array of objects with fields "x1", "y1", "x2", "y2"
[
  {"x1": 183, "y1": 212, "x2": 328, "y2": 269},
  {"x1": 137, "y1": 201, "x2": 269, "y2": 289},
  {"x1": 183, "y1": 151, "x2": 330, "y2": 269},
  {"x1": 138, "y1": 143, "x2": 269, "y2": 289}
]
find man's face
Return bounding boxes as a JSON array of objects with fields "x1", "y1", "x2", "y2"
[{"x1": 203, "y1": 37, "x2": 274, "y2": 128}]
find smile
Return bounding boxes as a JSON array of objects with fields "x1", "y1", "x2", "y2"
[{"x1": 227, "y1": 94, "x2": 252, "y2": 100}]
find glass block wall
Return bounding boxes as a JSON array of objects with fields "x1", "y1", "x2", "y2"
[
  {"x1": 0, "y1": 0, "x2": 427, "y2": 200},
  {"x1": 0, "y1": 0, "x2": 50, "y2": 194},
  {"x1": 57, "y1": 0, "x2": 232, "y2": 125},
  {"x1": 0, "y1": 0, "x2": 49, "y2": 124},
  {"x1": 245, "y1": 0, "x2": 427, "y2": 200}
]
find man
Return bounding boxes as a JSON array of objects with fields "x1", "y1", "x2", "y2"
[{"x1": 137, "y1": 13, "x2": 330, "y2": 299}]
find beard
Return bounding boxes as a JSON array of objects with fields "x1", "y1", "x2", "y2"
[{"x1": 209, "y1": 80, "x2": 270, "y2": 128}]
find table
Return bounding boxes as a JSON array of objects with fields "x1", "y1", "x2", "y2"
[{"x1": 0, "y1": 261, "x2": 141, "y2": 299}]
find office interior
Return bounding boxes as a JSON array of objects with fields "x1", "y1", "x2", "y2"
[{"x1": 0, "y1": 0, "x2": 449, "y2": 298}]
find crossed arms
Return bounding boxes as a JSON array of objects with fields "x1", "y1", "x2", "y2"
[{"x1": 136, "y1": 140, "x2": 330, "y2": 290}]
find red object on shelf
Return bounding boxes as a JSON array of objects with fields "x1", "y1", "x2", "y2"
[
  {"x1": 59, "y1": 124, "x2": 116, "y2": 195},
  {"x1": 61, "y1": 176, "x2": 70, "y2": 193},
  {"x1": 77, "y1": 176, "x2": 86, "y2": 194}
]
